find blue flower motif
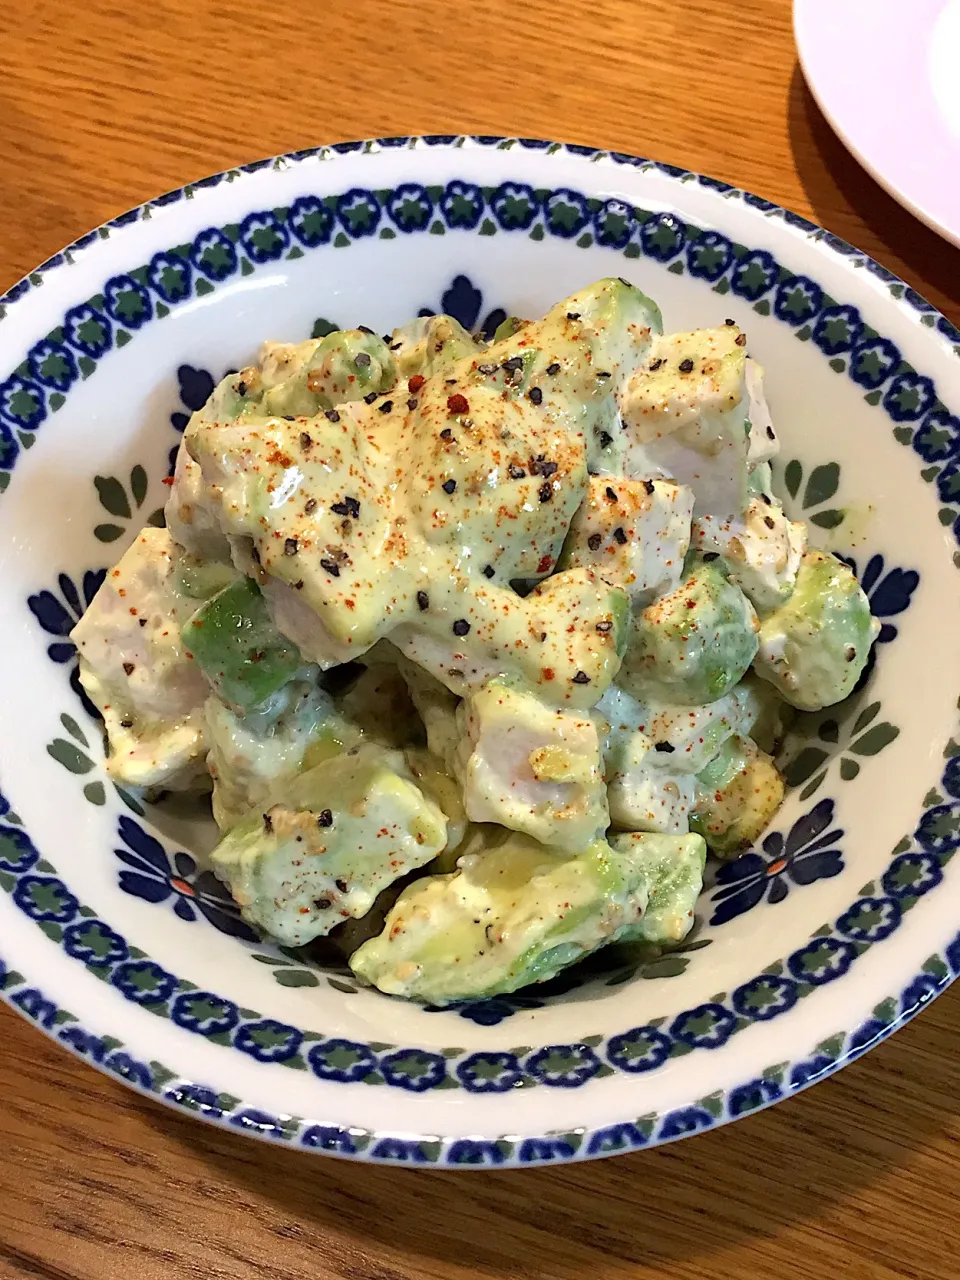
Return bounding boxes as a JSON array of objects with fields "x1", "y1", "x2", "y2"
[
  {"x1": 440, "y1": 180, "x2": 485, "y2": 230},
  {"x1": 387, "y1": 183, "x2": 433, "y2": 232},
  {"x1": 836, "y1": 895, "x2": 901, "y2": 942},
  {"x1": 29, "y1": 569, "x2": 107, "y2": 666},
  {"x1": 490, "y1": 182, "x2": 539, "y2": 231},
  {"x1": 849, "y1": 337, "x2": 900, "y2": 390},
  {"x1": 59, "y1": 1026, "x2": 108, "y2": 1062},
  {"x1": 170, "y1": 991, "x2": 240, "y2": 1036},
  {"x1": 846, "y1": 1017, "x2": 891, "y2": 1059},
  {"x1": 913, "y1": 409, "x2": 960, "y2": 463},
  {"x1": 812, "y1": 304, "x2": 863, "y2": 355},
  {"x1": 687, "y1": 230, "x2": 734, "y2": 282},
  {"x1": 544, "y1": 188, "x2": 589, "y2": 239},
  {"x1": 380, "y1": 1049, "x2": 447, "y2": 1092},
  {"x1": 287, "y1": 195, "x2": 334, "y2": 248},
  {"x1": 62, "y1": 919, "x2": 127, "y2": 965},
  {"x1": 744, "y1": 192, "x2": 777, "y2": 212},
  {"x1": 944, "y1": 756, "x2": 960, "y2": 801},
  {"x1": 13, "y1": 875, "x2": 78, "y2": 924},
  {"x1": 517, "y1": 1137, "x2": 577, "y2": 1162},
  {"x1": 114, "y1": 815, "x2": 258, "y2": 940},
  {"x1": 0, "y1": 824, "x2": 39, "y2": 874},
  {"x1": 239, "y1": 211, "x2": 289, "y2": 263},
  {"x1": 659, "y1": 1107, "x2": 714, "y2": 1140},
  {"x1": 593, "y1": 198, "x2": 634, "y2": 249},
  {"x1": 606, "y1": 1025, "x2": 672, "y2": 1073},
  {"x1": 915, "y1": 802, "x2": 960, "y2": 855},
  {"x1": 731, "y1": 973, "x2": 798, "y2": 1021},
  {"x1": 946, "y1": 930, "x2": 960, "y2": 974},
  {"x1": 0, "y1": 419, "x2": 17, "y2": 470},
  {"x1": 586, "y1": 1122, "x2": 648, "y2": 1155},
  {"x1": 882, "y1": 850, "x2": 942, "y2": 898},
  {"x1": 883, "y1": 371, "x2": 936, "y2": 423},
  {"x1": 447, "y1": 1140, "x2": 506, "y2": 1166},
  {"x1": 105, "y1": 1051, "x2": 153, "y2": 1089},
  {"x1": 336, "y1": 189, "x2": 381, "y2": 239},
  {"x1": 147, "y1": 251, "x2": 192, "y2": 305},
  {"x1": 370, "y1": 1138, "x2": 432, "y2": 1162},
  {"x1": 835, "y1": 552, "x2": 919, "y2": 645},
  {"x1": 787, "y1": 936, "x2": 856, "y2": 985},
  {"x1": 166, "y1": 1083, "x2": 224, "y2": 1117},
  {"x1": 710, "y1": 798, "x2": 843, "y2": 925},
  {"x1": 426, "y1": 990, "x2": 544, "y2": 1025},
  {"x1": 938, "y1": 460, "x2": 960, "y2": 507},
  {"x1": 63, "y1": 302, "x2": 113, "y2": 358},
  {"x1": 190, "y1": 227, "x2": 238, "y2": 281},
  {"x1": 456, "y1": 1050, "x2": 523, "y2": 1093},
  {"x1": 730, "y1": 249, "x2": 779, "y2": 300},
  {"x1": 900, "y1": 972, "x2": 942, "y2": 1016},
  {"x1": 439, "y1": 274, "x2": 483, "y2": 331},
  {"x1": 11, "y1": 988, "x2": 57, "y2": 1029},
  {"x1": 938, "y1": 314, "x2": 960, "y2": 343},
  {"x1": 525, "y1": 1043, "x2": 601, "y2": 1087},
  {"x1": 307, "y1": 1038, "x2": 378, "y2": 1083},
  {"x1": 111, "y1": 959, "x2": 177, "y2": 1005},
  {"x1": 301, "y1": 1125, "x2": 362, "y2": 1154},
  {"x1": 229, "y1": 1109, "x2": 284, "y2": 1137},
  {"x1": 235, "y1": 1019, "x2": 302, "y2": 1063},
  {"x1": 104, "y1": 275, "x2": 153, "y2": 330},
  {"x1": 774, "y1": 275, "x2": 823, "y2": 325},
  {"x1": 28, "y1": 339, "x2": 78, "y2": 392},
  {"x1": 670, "y1": 1002, "x2": 736, "y2": 1050},
  {"x1": 784, "y1": 209, "x2": 818, "y2": 232},
  {"x1": 170, "y1": 363, "x2": 216, "y2": 435},
  {"x1": 727, "y1": 1076, "x2": 782, "y2": 1116},
  {"x1": 640, "y1": 212, "x2": 685, "y2": 262},
  {"x1": 789, "y1": 1053, "x2": 835, "y2": 1089},
  {"x1": 0, "y1": 375, "x2": 46, "y2": 432}
]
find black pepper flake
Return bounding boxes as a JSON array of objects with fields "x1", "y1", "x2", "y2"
[
  {"x1": 724, "y1": 318, "x2": 736, "y2": 326},
  {"x1": 138, "y1": 618, "x2": 147, "y2": 628},
  {"x1": 263, "y1": 812, "x2": 273, "y2": 833},
  {"x1": 679, "y1": 358, "x2": 695, "y2": 373},
  {"x1": 528, "y1": 386, "x2": 543, "y2": 406},
  {"x1": 538, "y1": 482, "x2": 553, "y2": 503},
  {"x1": 539, "y1": 631, "x2": 547, "y2": 642},
  {"x1": 284, "y1": 537, "x2": 298, "y2": 556},
  {"x1": 735, "y1": 333, "x2": 747, "y2": 347},
  {"x1": 304, "y1": 498, "x2": 317, "y2": 515},
  {"x1": 300, "y1": 432, "x2": 313, "y2": 449},
  {"x1": 599, "y1": 431, "x2": 614, "y2": 448},
  {"x1": 452, "y1": 618, "x2": 471, "y2": 637},
  {"x1": 445, "y1": 377, "x2": 457, "y2": 386},
  {"x1": 572, "y1": 670, "x2": 591, "y2": 685},
  {"x1": 546, "y1": 362, "x2": 561, "y2": 375},
  {"x1": 440, "y1": 427, "x2": 453, "y2": 440},
  {"x1": 314, "y1": 897, "x2": 332, "y2": 911},
  {"x1": 417, "y1": 590, "x2": 429, "y2": 611},
  {"x1": 654, "y1": 741, "x2": 675, "y2": 754},
  {"x1": 477, "y1": 362, "x2": 498, "y2": 375},
  {"x1": 618, "y1": 277, "x2": 631, "y2": 286},
  {"x1": 325, "y1": 409, "x2": 341, "y2": 423},
  {"x1": 588, "y1": 533, "x2": 603, "y2": 550},
  {"x1": 364, "y1": 391, "x2": 379, "y2": 404},
  {"x1": 566, "y1": 311, "x2": 581, "y2": 320},
  {"x1": 502, "y1": 356, "x2": 524, "y2": 374},
  {"x1": 596, "y1": 370, "x2": 612, "y2": 380},
  {"x1": 332, "y1": 496, "x2": 360, "y2": 518},
  {"x1": 389, "y1": 341, "x2": 403, "y2": 351},
  {"x1": 595, "y1": 619, "x2": 612, "y2": 633},
  {"x1": 294, "y1": 580, "x2": 304, "y2": 590},
  {"x1": 283, "y1": 415, "x2": 296, "y2": 422},
  {"x1": 119, "y1": 718, "x2": 133, "y2": 729},
  {"x1": 759, "y1": 492, "x2": 772, "y2": 506},
  {"x1": 482, "y1": 564, "x2": 495, "y2": 579},
  {"x1": 614, "y1": 526, "x2": 627, "y2": 545},
  {"x1": 442, "y1": 478, "x2": 457, "y2": 494},
  {"x1": 649, "y1": 358, "x2": 664, "y2": 371},
  {"x1": 379, "y1": 399, "x2": 393, "y2": 414},
  {"x1": 644, "y1": 479, "x2": 656, "y2": 495},
  {"x1": 407, "y1": 397, "x2": 419, "y2": 411},
  {"x1": 335, "y1": 878, "x2": 349, "y2": 893},
  {"x1": 355, "y1": 352, "x2": 371, "y2": 368},
  {"x1": 509, "y1": 464, "x2": 526, "y2": 480},
  {"x1": 845, "y1": 645, "x2": 857, "y2": 662},
  {"x1": 122, "y1": 662, "x2": 135, "y2": 676},
  {"x1": 358, "y1": 325, "x2": 375, "y2": 335},
  {"x1": 766, "y1": 425, "x2": 776, "y2": 440},
  {"x1": 237, "y1": 380, "x2": 247, "y2": 396},
  {"x1": 251, "y1": 546, "x2": 261, "y2": 565},
  {"x1": 317, "y1": 809, "x2": 334, "y2": 828},
  {"x1": 605, "y1": 485, "x2": 618, "y2": 503},
  {"x1": 702, "y1": 551, "x2": 720, "y2": 562},
  {"x1": 320, "y1": 558, "x2": 341, "y2": 577}
]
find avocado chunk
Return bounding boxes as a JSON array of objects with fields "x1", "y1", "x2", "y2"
[
  {"x1": 210, "y1": 744, "x2": 447, "y2": 945},
  {"x1": 608, "y1": 831, "x2": 707, "y2": 943},
  {"x1": 690, "y1": 734, "x2": 784, "y2": 855}
]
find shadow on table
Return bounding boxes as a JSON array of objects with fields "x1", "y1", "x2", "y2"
[
  {"x1": 153, "y1": 988, "x2": 960, "y2": 1278},
  {"x1": 785, "y1": 62, "x2": 960, "y2": 311}
]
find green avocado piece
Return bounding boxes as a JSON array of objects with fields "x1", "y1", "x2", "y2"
[
  {"x1": 619, "y1": 559, "x2": 759, "y2": 705},
  {"x1": 690, "y1": 734, "x2": 785, "y2": 856},
  {"x1": 752, "y1": 550, "x2": 879, "y2": 711},
  {"x1": 607, "y1": 831, "x2": 707, "y2": 943},
  {"x1": 182, "y1": 577, "x2": 305, "y2": 712}
]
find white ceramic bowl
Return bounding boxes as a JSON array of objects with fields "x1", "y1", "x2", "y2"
[{"x1": 1, "y1": 138, "x2": 958, "y2": 1168}]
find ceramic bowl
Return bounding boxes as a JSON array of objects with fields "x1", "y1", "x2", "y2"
[{"x1": 1, "y1": 138, "x2": 958, "y2": 1169}]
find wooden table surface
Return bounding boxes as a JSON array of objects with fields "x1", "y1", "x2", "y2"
[{"x1": 1, "y1": 2, "x2": 959, "y2": 1277}]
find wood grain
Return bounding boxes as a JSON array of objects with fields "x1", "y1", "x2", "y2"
[{"x1": 1, "y1": 2, "x2": 959, "y2": 1276}]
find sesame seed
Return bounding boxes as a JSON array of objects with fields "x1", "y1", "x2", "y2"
[
  {"x1": 538, "y1": 483, "x2": 553, "y2": 503},
  {"x1": 325, "y1": 409, "x2": 341, "y2": 423},
  {"x1": 284, "y1": 537, "x2": 298, "y2": 556},
  {"x1": 614, "y1": 527, "x2": 627, "y2": 545},
  {"x1": 417, "y1": 590, "x2": 429, "y2": 611},
  {"x1": 379, "y1": 400, "x2": 393, "y2": 413},
  {"x1": 320, "y1": 559, "x2": 340, "y2": 577},
  {"x1": 442, "y1": 479, "x2": 457, "y2": 494},
  {"x1": 654, "y1": 741, "x2": 675, "y2": 753},
  {"x1": 679, "y1": 358, "x2": 694, "y2": 373},
  {"x1": 528, "y1": 386, "x2": 543, "y2": 406},
  {"x1": 453, "y1": 619, "x2": 471, "y2": 636},
  {"x1": 572, "y1": 670, "x2": 590, "y2": 684},
  {"x1": 317, "y1": 808, "x2": 333, "y2": 827}
]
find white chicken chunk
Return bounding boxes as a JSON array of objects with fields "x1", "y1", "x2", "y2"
[
  {"x1": 453, "y1": 680, "x2": 608, "y2": 852},
  {"x1": 164, "y1": 445, "x2": 231, "y2": 562},
  {"x1": 71, "y1": 528, "x2": 208, "y2": 789},
  {"x1": 692, "y1": 497, "x2": 807, "y2": 615}
]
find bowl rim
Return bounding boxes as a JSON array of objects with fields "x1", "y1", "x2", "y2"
[{"x1": 1, "y1": 135, "x2": 958, "y2": 1169}]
